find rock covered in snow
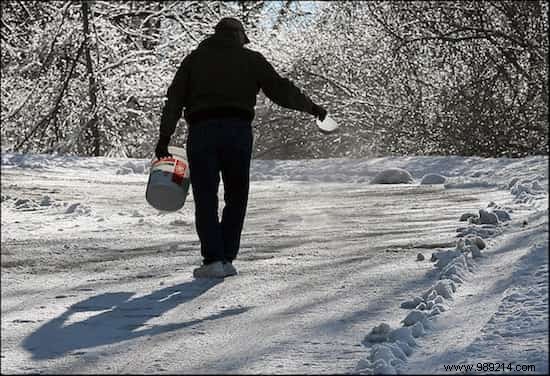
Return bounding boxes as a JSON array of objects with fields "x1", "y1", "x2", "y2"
[
  {"x1": 416, "y1": 302, "x2": 427, "y2": 311},
  {"x1": 479, "y1": 209, "x2": 499, "y2": 225},
  {"x1": 493, "y1": 209, "x2": 511, "y2": 222},
  {"x1": 355, "y1": 358, "x2": 371, "y2": 372},
  {"x1": 470, "y1": 170, "x2": 487, "y2": 177},
  {"x1": 433, "y1": 279, "x2": 456, "y2": 299},
  {"x1": 469, "y1": 216, "x2": 481, "y2": 225},
  {"x1": 388, "y1": 327, "x2": 416, "y2": 347},
  {"x1": 439, "y1": 254, "x2": 472, "y2": 283},
  {"x1": 420, "y1": 174, "x2": 446, "y2": 185},
  {"x1": 471, "y1": 247, "x2": 483, "y2": 258},
  {"x1": 429, "y1": 306, "x2": 442, "y2": 316},
  {"x1": 365, "y1": 323, "x2": 392, "y2": 343},
  {"x1": 508, "y1": 177, "x2": 520, "y2": 189},
  {"x1": 422, "y1": 280, "x2": 456, "y2": 301},
  {"x1": 411, "y1": 321, "x2": 425, "y2": 337},
  {"x1": 424, "y1": 289, "x2": 437, "y2": 302},
  {"x1": 371, "y1": 168, "x2": 414, "y2": 184},
  {"x1": 402, "y1": 310, "x2": 427, "y2": 326},
  {"x1": 457, "y1": 225, "x2": 501, "y2": 239},
  {"x1": 460, "y1": 213, "x2": 477, "y2": 222},
  {"x1": 64, "y1": 202, "x2": 92, "y2": 215},
  {"x1": 387, "y1": 342, "x2": 408, "y2": 361},
  {"x1": 373, "y1": 359, "x2": 397, "y2": 375},
  {"x1": 400, "y1": 296, "x2": 423, "y2": 309},
  {"x1": 511, "y1": 182, "x2": 532, "y2": 196},
  {"x1": 470, "y1": 236, "x2": 486, "y2": 249},
  {"x1": 395, "y1": 340, "x2": 413, "y2": 356},
  {"x1": 416, "y1": 253, "x2": 425, "y2": 261},
  {"x1": 434, "y1": 279, "x2": 456, "y2": 300},
  {"x1": 432, "y1": 249, "x2": 462, "y2": 269},
  {"x1": 531, "y1": 180, "x2": 544, "y2": 191},
  {"x1": 372, "y1": 345, "x2": 395, "y2": 363}
]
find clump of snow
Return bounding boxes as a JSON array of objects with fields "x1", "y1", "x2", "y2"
[
  {"x1": 531, "y1": 180, "x2": 544, "y2": 191},
  {"x1": 386, "y1": 342, "x2": 408, "y2": 361},
  {"x1": 471, "y1": 247, "x2": 483, "y2": 258},
  {"x1": 402, "y1": 310, "x2": 427, "y2": 326},
  {"x1": 364, "y1": 323, "x2": 392, "y2": 343},
  {"x1": 371, "y1": 168, "x2": 414, "y2": 184},
  {"x1": 431, "y1": 249, "x2": 462, "y2": 269},
  {"x1": 6, "y1": 195, "x2": 58, "y2": 212},
  {"x1": 64, "y1": 202, "x2": 92, "y2": 215},
  {"x1": 14, "y1": 198, "x2": 40, "y2": 211},
  {"x1": 388, "y1": 327, "x2": 416, "y2": 347},
  {"x1": 116, "y1": 160, "x2": 149, "y2": 175},
  {"x1": 470, "y1": 170, "x2": 488, "y2": 178},
  {"x1": 459, "y1": 212, "x2": 477, "y2": 222},
  {"x1": 410, "y1": 321, "x2": 425, "y2": 338},
  {"x1": 493, "y1": 209, "x2": 511, "y2": 222},
  {"x1": 415, "y1": 302, "x2": 427, "y2": 311},
  {"x1": 39, "y1": 196, "x2": 49, "y2": 206},
  {"x1": 395, "y1": 340, "x2": 413, "y2": 356},
  {"x1": 420, "y1": 174, "x2": 446, "y2": 185},
  {"x1": 471, "y1": 236, "x2": 485, "y2": 249},
  {"x1": 510, "y1": 178, "x2": 547, "y2": 205},
  {"x1": 440, "y1": 254, "x2": 472, "y2": 283},
  {"x1": 374, "y1": 194, "x2": 539, "y2": 374},
  {"x1": 130, "y1": 210, "x2": 144, "y2": 218},
  {"x1": 169, "y1": 218, "x2": 192, "y2": 226},
  {"x1": 478, "y1": 209, "x2": 498, "y2": 225},
  {"x1": 362, "y1": 323, "x2": 419, "y2": 374},
  {"x1": 372, "y1": 359, "x2": 397, "y2": 375},
  {"x1": 400, "y1": 296, "x2": 424, "y2": 309},
  {"x1": 432, "y1": 280, "x2": 456, "y2": 299},
  {"x1": 457, "y1": 225, "x2": 501, "y2": 238}
]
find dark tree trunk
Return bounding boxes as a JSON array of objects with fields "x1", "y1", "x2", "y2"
[{"x1": 81, "y1": 0, "x2": 100, "y2": 156}]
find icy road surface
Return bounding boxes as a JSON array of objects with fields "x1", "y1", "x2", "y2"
[{"x1": 0, "y1": 161, "x2": 515, "y2": 374}]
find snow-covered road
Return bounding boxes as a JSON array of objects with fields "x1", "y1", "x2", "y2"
[{"x1": 1, "y1": 154, "x2": 548, "y2": 374}]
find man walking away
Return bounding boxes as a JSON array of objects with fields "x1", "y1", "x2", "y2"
[{"x1": 155, "y1": 17, "x2": 327, "y2": 278}]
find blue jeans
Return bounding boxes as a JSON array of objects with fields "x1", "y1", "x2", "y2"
[{"x1": 186, "y1": 118, "x2": 253, "y2": 264}]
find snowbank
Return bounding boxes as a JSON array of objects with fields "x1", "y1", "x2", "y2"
[
  {"x1": 420, "y1": 174, "x2": 446, "y2": 185},
  {"x1": 2, "y1": 153, "x2": 548, "y2": 192},
  {"x1": 356, "y1": 168, "x2": 548, "y2": 374},
  {"x1": 371, "y1": 168, "x2": 414, "y2": 184}
]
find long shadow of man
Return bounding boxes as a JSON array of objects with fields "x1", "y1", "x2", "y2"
[{"x1": 23, "y1": 279, "x2": 247, "y2": 359}]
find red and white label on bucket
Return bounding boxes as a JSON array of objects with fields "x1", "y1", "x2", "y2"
[
  {"x1": 151, "y1": 157, "x2": 189, "y2": 186},
  {"x1": 172, "y1": 160, "x2": 187, "y2": 185}
]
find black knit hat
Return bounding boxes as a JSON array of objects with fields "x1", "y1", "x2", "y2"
[{"x1": 214, "y1": 17, "x2": 250, "y2": 44}]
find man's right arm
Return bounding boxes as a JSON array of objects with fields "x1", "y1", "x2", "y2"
[
  {"x1": 159, "y1": 54, "x2": 193, "y2": 139},
  {"x1": 254, "y1": 52, "x2": 318, "y2": 116}
]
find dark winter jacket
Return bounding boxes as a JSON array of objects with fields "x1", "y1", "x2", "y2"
[{"x1": 159, "y1": 32, "x2": 318, "y2": 138}]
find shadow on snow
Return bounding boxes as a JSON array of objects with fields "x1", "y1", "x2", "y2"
[{"x1": 22, "y1": 278, "x2": 249, "y2": 360}]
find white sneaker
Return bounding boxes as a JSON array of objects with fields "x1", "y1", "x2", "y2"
[
  {"x1": 193, "y1": 261, "x2": 226, "y2": 279},
  {"x1": 223, "y1": 262, "x2": 238, "y2": 277}
]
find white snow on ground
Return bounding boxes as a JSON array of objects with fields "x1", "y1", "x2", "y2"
[{"x1": 1, "y1": 153, "x2": 548, "y2": 374}]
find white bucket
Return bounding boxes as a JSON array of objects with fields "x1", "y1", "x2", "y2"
[
  {"x1": 146, "y1": 146, "x2": 190, "y2": 212},
  {"x1": 316, "y1": 114, "x2": 339, "y2": 133}
]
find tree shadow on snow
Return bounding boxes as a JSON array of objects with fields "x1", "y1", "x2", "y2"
[{"x1": 22, "y1": 279, "x2": 247, "y2": 360}]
